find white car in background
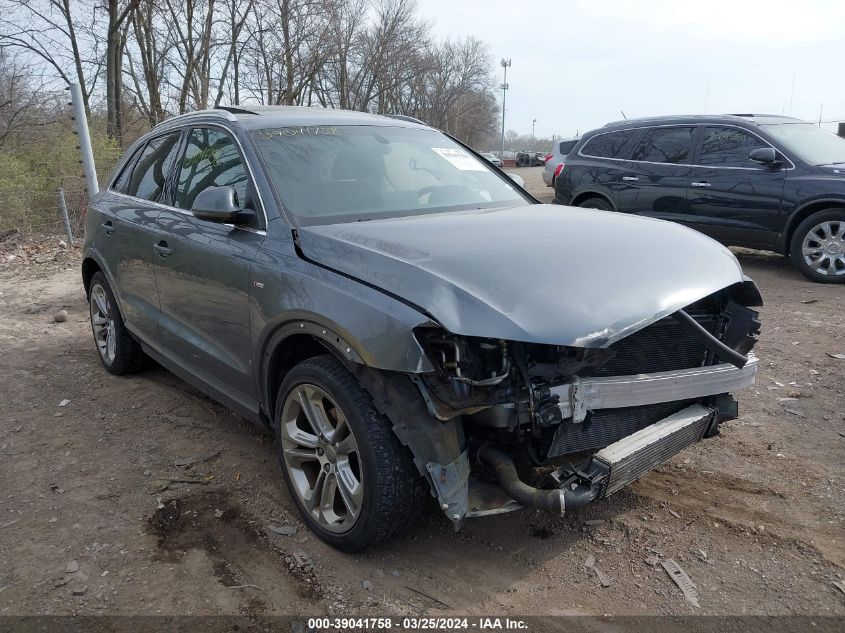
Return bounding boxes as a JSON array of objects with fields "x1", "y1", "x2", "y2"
[
  {"x1": 480, "y1": 151, "x2": 502, "y2": 167},
  {"x1": 542, "y1": 138, "x2": 578, "y2": 187}
]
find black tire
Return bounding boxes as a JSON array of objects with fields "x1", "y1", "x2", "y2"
[
  {"x1": 87, "y1": 272, "x2": 148, "y2": 374},
  {"x1": 274, "y1": 355, "x2": 426, "y2": 551},
  {"x1": 789, "y1": 208, "x2": 845, "y2": 283},
  {"x1": 577, "y1": 196, "x2": 613, "y2": 211}
]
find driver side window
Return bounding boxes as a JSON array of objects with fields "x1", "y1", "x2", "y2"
[{"x1": 174, "y1": 128, "x2": 249, "y2": 211}]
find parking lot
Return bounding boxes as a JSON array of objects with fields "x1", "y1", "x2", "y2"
[{"x1": 1, "y1": 167, "x2": 843, "y2": 617}]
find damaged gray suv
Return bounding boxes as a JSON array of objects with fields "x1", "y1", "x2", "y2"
[{"x1": 82, "y1": 106, "x2": 762, "y2": 551}]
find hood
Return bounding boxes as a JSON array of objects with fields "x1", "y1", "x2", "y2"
[{"x1": 296, "y1": 204, "x2": 746, "y2": 348}]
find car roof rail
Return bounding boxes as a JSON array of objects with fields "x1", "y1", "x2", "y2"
[
  {"x1": 217, "y1": 105, "x2": 261, "y2": 116},
  {"x1": 386, "y1": 114, "x2": 426, "y2": 125},
  {"x1": 153, "y1": 109, "x2": 238, "y2": 129}
]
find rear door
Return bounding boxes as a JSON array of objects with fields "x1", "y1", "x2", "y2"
[
  {"x1": 685, "y1": 125, "x2": 786, "y2": 249},
  {"x1": 154, "y1": 126, "x2": 266, "y2": 413},
  {"x1": 614, "y1": 126, "x2": 697, "y2": 221},
  {"x1": 565, "y1": 129, "x2": 642, "y2": 204},
  {"x1": 99, "y1": 132, "x2": 182, "y2": 349}
]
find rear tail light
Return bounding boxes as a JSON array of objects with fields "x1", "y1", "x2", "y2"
[
  {"x1": 554, "y1": 162, "x2": 565, "y2": 179},
  {"x1": 544, "y1": 153, "x2": 552, "y2": 163}
]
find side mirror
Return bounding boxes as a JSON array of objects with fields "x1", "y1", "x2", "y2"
[
  {"x1": 507, "y1": 173, "x2": 525, "y2": 188},
  {"x1": 191, "y1": 186, "x2": 254, "y2": 224},
  {"x1": 749, "y1": 147, "x2": 780, "y2": 166}
]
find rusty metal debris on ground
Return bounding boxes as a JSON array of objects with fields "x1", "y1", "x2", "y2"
[
  {"x1": 174, "y1": 450, "x2": 221, "y2": 467},
  {"x1": 150, "y1": 475, "x2": 213, "y2": 492},
  {"x1": 583, "y1": 553, "x2": 611, "y2": 587},
  {"x1": 661, "y1": 558, "x2": 700, "y2": 608}
]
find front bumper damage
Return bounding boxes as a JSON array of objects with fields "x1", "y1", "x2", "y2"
[
  {"x1": 551, "y1": 354, "x2": 758, "y2": 423},
  {"x1": 424, "y1": 355, "x2": 758, "y2": 524}
]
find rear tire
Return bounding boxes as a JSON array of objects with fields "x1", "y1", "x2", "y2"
[
  {"x1": 577, "y1": 196, "x2": 613, "y2": 211},
  {"x1": 87, "y1": 272, "x2": 148, "y2": 374},
  {"x1": 274, "y1": 355, "x2": 426, "y2": 551},
  {"x1": 789, "y1": 209, "x2": 845, "y2": 283}
]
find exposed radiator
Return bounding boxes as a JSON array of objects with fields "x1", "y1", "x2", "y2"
[
  {"x1": 547, "y1": 400, "x2": 691, "y2": 458},
  {"x1": 593, "y1": 312, "x2": 717, "y2": 377}
]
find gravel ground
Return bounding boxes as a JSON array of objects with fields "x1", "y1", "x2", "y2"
[{"x1": 1, "y1": 169, "x2": 843, "y2": 617}]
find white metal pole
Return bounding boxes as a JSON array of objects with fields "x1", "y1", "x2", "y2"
[
  {"x1": 68, "y1": 83, "x2": 99, "y2": 197},
  {"x1": 500, "y1": 59, "x2": 511, "y2": 160}
]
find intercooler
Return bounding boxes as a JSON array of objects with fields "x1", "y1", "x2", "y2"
[
  {"x1": 594, "y1": 404, "x2": 713, "y2": 497},
  {"x1": 547, "y1": 311, "x2": 720, "y2": 460}
]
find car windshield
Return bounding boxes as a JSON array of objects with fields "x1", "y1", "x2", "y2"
[
  {"x1": 760, "y1": 122, "x2": 845, "y2": 166},
  {"x1": 251, "y1": 125, "x2": 529, "y2": 225}
]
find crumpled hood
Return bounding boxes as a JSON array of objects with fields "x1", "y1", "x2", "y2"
[{"x1": 296, "y1": 204, "x2": 747, "y2": 347}]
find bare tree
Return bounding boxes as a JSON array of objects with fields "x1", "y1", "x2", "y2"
[{"x1": 0, "y1": 0, "x2": 99, "y2": 115}]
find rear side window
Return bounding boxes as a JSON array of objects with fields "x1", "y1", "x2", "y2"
[
  {"x1": 580, "y1": 130, "x2": 639, "y2": 159},
  {"x1": 124, "y1": 133, "x2": 182, "y2": 201},
  {"x1": 174, "y1": 128, "x2": 248, "y2": 210},
  {"x1": 631, "y1": 127, "x2": 694, "y2": 164},
  {"x1": 111, "y1": 145, "x2": 144, "y2": 194},
  {"x1": 699, "y1": 127, "x2": 769, "y2": 168},
  {"x1": 559, "y1": 140, "x2": 577, "y2": 155}
]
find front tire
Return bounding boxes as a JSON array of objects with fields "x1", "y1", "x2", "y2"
[
  {"x1": 789, "y1": 209, "x2": 845, "y2": 283},
  {"x1": 87, "y1": 272, "x2": 148, "y2": 374},
  {"x1": 274, "y1": 355, "x2": 425, "y2": 551}
]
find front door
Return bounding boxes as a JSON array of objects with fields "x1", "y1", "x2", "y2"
[
  {"x1": 154, "y1": 126, "x2": 265, "y2": 412},
  {"x1": 685, "y1": 125, "x2": 786, "y2": 250}
]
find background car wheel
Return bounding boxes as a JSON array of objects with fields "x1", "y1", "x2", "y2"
[
  {"x1": 789, "y1": 209, "x2": 845, "y2": 283},
  {"x1": 274, "y1": 355, "x2": 426, "y2": 551},
  {"x1": 578, "y1": 197, "x2": 613, "y2": 211},
  {"x1": 88, "y1": 272, "x2": 148, "y2": 374}
]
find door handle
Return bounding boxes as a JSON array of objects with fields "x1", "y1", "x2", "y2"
[
  {"x1": 690, "y1": 181, "x2": 711, "y2": 188},
  {"x1": 153, "y1": 241, "x2": 172, "y2": 258},
  {"x1": 101, "y1": 221, "x2": 115, "y2": 235},
  {"x1": 621, "y1": 176, "x2": 639, "y2": 182}
]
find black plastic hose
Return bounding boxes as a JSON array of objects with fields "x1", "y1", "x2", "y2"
[
  {"x1": 477, "y1": 446, "x2": 600, "y2": 514},
  {"x1": 672, "y1": 309, "x2": 748, "y2": 369}
]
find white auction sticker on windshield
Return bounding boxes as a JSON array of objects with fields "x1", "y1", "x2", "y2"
[{"x1": 430, "y1": 147, "x2": 486, "y2": 171}]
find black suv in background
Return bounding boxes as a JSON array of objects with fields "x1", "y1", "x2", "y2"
[{"x1": 553, "y1": 115, "x2": 845, "y2": 283}]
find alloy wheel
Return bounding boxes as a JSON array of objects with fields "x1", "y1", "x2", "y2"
[
  {"x1": 280, "y1": 384, "x2": 363, "y2": 533},
  {"x1": 801, "y1": 220, "x2": 845, "y2": 277},
  {"x1": 89, "y1": 284, "x2": 116, "y2": 364}
]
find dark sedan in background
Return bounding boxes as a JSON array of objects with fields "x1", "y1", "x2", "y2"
[{"x1": 554, "y1": 114, "x2": 845, "y2": 283}]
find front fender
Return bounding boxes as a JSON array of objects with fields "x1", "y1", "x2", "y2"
[{"x1": 250, "y1": 223, "x2": 438, "y2": 412}]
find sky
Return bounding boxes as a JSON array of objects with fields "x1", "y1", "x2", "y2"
[{"x1": 416, "y1": 0, "x2": 844, "y2": 139}]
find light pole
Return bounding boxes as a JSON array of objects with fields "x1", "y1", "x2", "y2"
[
  {"x1": 500, "y1": 58, "x2": 511, "y2": 159},
  {"x1": 531, "y1": 118, "x2": 537, "y2": 151}
]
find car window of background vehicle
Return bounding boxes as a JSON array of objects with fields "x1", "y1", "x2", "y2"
[
  {"x1": 631, "y1": 127, "x2": 695, "y2": 164},
  {"x1": 761, "y1": 122, "x2": 845, "y2": 166},
  {"x1": 251, "y1": 125, "x2": 529, "y2": 226},
  {"x1": 124, "y1": 133, "x2": 182, "y2": 201},
  {"x1": 580, "y1": 130, "x2": 640, "y2": 159},
  {"x1": 700, "y1": 127, "x2": 769, "y2": 168},
  {"x1": 175, "y1": 128, "x2": 249, "y2": 210}
]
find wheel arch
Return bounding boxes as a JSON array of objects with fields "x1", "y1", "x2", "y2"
[
  {"x1": 570, "y1": 190, "x2": 616, "y2": 210},
  {"x1": 260, "y1": 318, "x2": 376, "y2": 422},
  {"x1": 81, "y1": 256, "x2": 103, "y2": 297},
  {"x1": 783, "y1": 199, "x2": 845, "y2": 254}
]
